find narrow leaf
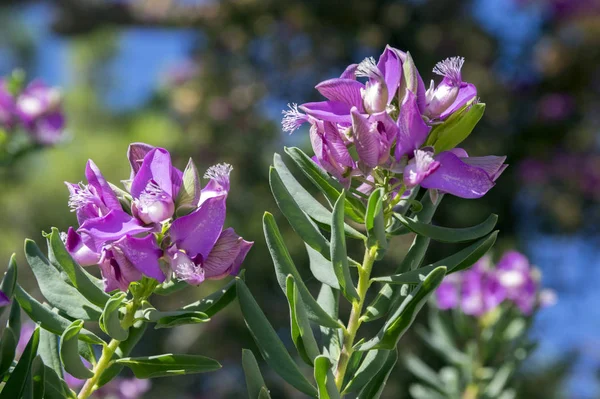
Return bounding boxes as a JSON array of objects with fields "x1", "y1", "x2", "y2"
[
  {"x1": 117, "y1": 354, "x2": 221, "y2": 378},
  {"x1": 43, "y1": 365, "x2": 75, "y2": 399},
  {"x1": 343, "y1": 350, "x2": 390, "y2": 394},
  {"x1": 38, "y1": 329, "x2": 63, "y2": 378},
  {"x1": 47, "y1": 228, "x2": 109, "y2": 307},
  {"x1": 60, "y1": 320, "x2": 93, "y2": 379},
  {"x1": 365, "y1": 188, "x2": 387, "y2": 258},
  {"x1": 99, "y1": 292, "x2": 129, "y2": 340},
  {"x1": 356, "y1": 348, "x2": 398, "y2": 399},
  {"x1": 331, "y1": 191, "x2": 359, "y2": 302},
  {"x1": 392, "y1": 213, "x2": 497, "y2": 243},
  {"x1": 0, "y1": 254, "x2": 18, "y2": 318},
  {"x1": 405, "y1": 353, "x2": 446, "y2": 394},
  {"x1": 0, "y1": 327, "x2": 40, "y2": 399},
  {"x1": 317, "y1": 284, "x2": 341, "y2": 364},
  {"x1": 153, "y1": 279, "x2": 188, "y2": 296},
  {"x1": 24, "y1": 239, "x2": 102, "y2": 320},
  {"x1": 306, "y1": 244, "x2": 339, "y2": 290},
  {"x1": 286, "y1": 275, "x2": 320, "y2": 366},
  {"x1": 371, "y1": 231, "x2": 498, "y2": 285},
  {"x1": 236, "y1": 279, "x2": 318, "y2": 397},
  {"x1": 31, "y1": 356, "x2": 45, "y2": 399},
  {"x1": 274, "y1": 153, "x2": 365, "y2": 240},
  {"x1": 263, "y1": 212, "x2": 341, "y2": 329},
  {"x1": 270, "y1": 166, "x2": 331, "y2": 259},
  {"x1": 0, "y1": 328, "x2": 17, "y2": 378},
  {"x1": 357, "y1": 267, "x2": 447, "y2": 351},
  {"x1": 284, "y1": 147, "x2": 365, "y2": 223},
  {"x1": 15, "y1": 285, "x2": 103, "y2": 345},
  {"x1": 242, "y1": 349, "x2": 269, "y2": 399},
  {"x1": 314, "y1": 355, "x2": 341, "y2": 399},
  {"x1": 428, "y1": 102, "x2": 486, "y2": 153},
  {"x1": 182, "y1": 276, "x2": 238, "y2": 317}
]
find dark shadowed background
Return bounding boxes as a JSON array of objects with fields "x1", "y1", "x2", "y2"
[{"x1": 0, "y1": 0, "x2": 598, "y2": 397}]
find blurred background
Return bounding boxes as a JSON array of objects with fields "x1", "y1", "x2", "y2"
[{"x1": 0, "y1": 0, "x2": 598, "y2": 397}]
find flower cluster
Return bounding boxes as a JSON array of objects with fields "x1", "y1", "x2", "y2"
[
  {"x1": 0, "y1": 77, "x2": 65, "y2": 145},
  {"x1": 435, "y1": 251, "x2": 556, "y2": 316},
  {"x1": 282, "y1": 46, "x2": 507, "y2": 199},
  {"x1": 64, "y1": 143, "x2": 252, "y2": 292}
]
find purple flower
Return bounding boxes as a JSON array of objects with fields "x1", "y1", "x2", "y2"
[
  {"x1": 424, "y1": 57, "x2": 477, "y2": 120},
  {"x1": 16, "y1": 322, "x2": 36, "y2": 357},
  {"x1": 98, "y1": 234, "x2": 165, "y2": 292},
  {"x1": 15, "y1": 80, "x2": 65, "y2": 145},
  {"x1": 309, "y1": 120, "x2": 356, "y2": 185},
  {"x1": 460, "y1": 260, "x2": 506, "y2": 316},
  {"x1": 350, "y1": 107, "x2": 398, "y2": 170},
  {"x1": 419, "y1": 149, "x2": 507, "y2": 199},
  {"x1": 395, "y1": 90, "x2": 431, "y2": 160},
  {"x1": 282, "y1": 46, "x2": 403, "y2": 133},
  {"x1": 130, "y1": 147, "x2": 182, "y2": 224},
  {"x1": 496, "y1": 251, "x2": 537, "y2": 315},
  {"x1": 403, "y1": 149, "x2": 440, "y2": 188},
  {"x1": 167, "y1": 164, "x2": 253, "y2": 285},
  {"x1": 63, "y1": 227, "x2": 101, "y2": 266},
  {"x1": 435, "y1": 274, "x2": 461, "y2": 310}
]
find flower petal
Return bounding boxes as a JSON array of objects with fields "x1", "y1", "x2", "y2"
[
  {"x1": 127, "y1": 143, "x2": 155, "y2": 178},
  {"x1": 351, "y1": 107, "x2": 381, "y2": 168},
  {"x1": 131, "y1": 148, "x2": 174, "y2": 198},
  {"x1": 169, "y1": 195, "x2": 226, "y2": 258},
  {"x1": 439, "y1": 83, "x2": 477, "y2": 120},
  {"x1": 64, "y1": 227, "x2": 101, "y2": 266},
  {"x1": 339, "y1": 64, "x2": 358, "y2": 79},
  {"x1": 114, "y1": 234, "x2": 165, "y2": 283},
  {"x1": 395, "y1": 90, "x2": 431, "y2": 160},
  {"x1": 203, "y1": 228, "x2": 253, "y2": 279},
  {"x1": 78, "y1": 210, "x2": 151, "y2": 250},
  {"x1": 315, "y1": 78, "x2": 365, "y2": 111},
  {"x1": 85, "y1": 160, "x2": 121, "y2": 211},
  {"x1": 299, "y1": 101, "x2": 352, "y2": 123},
  {"x1": 377, "y1": 46, "x2": 403, "y2": 104},
  {"x1": 421, "y1": 151, "x2": 496, "y2": 199},
  {"x1": 460, "y1": 155, "x2": 507, "y2": 181}
]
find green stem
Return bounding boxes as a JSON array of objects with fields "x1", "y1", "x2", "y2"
[
  {"x1": 334, "y1": 246, "x2": 377, "y2": 392},
  {"x1": 77, "y1": 299, "x2": 141, "y2": 399}
]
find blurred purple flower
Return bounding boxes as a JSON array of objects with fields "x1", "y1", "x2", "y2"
[
  {"x1": 496, "y1": 251, "x2": 537, "y2": 315},
  {"x1": 16, "y1": 322, "x2": 36, "y2": 357},
  {"x1": 15, "y1": 80, "x2": 65, "y2": 145},
  {"x1": 537, "y1": 93, "x2": 574, "y2": 122}
]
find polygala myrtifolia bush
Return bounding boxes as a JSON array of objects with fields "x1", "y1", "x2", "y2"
[
  {"x1": 235, "y1": 45, "x2": 508, "y2": 398},
  {"x1": 408, "y1": 251, "x2": 556, "y2": 399},
  {"x1": 0, "y1": 143, "x2": 253, "y2": 398}
]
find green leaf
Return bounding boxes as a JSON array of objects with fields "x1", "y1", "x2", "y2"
[
  {"x1": 143, "y1": 308, "x2": 210, "y2": 329},
  {"x1": 427, "y1": 102, "x2": 486, "y2": 153},
  {"x1": 38, "y1": 329, "x2": 63, "y2": 378},
  {"x1": 0, "y1": 327, "x2": 40, "y2": 399},
  {"x1": 341, "y1": 346, "x2": 365, "y2": 390},
  {"x1": 356, "y1": 348, "x2": 398, "y2": 399},
  {"x1": 343, "y1": 349, "x2": 390, "y2": 394},
  {"x1": 15, "y1": 285, "x2": 104, "y2": 345},
  {"x1": 306, "y1": 244, "x2": 339, "y2": 289},
  {"x1": 392, "y1": 213, "x2": 497, "y2": 243},
  {"x1": 8, "y1": 299, "x2": 21, "y2": 341},
  {"x1": 409, "y1": 384, "x2": 447, "y2": 399},
  {"x1": 259, "y1": 387, "x2": 272, "y2": 399},
  {"x1": 43, "y1": 365, "x2": 75, "y2": 399},
  {"x1": 357, "y1": 267, "x2": 447, "y2": 351},
  {"x1": 236, "y1": 279, "x2": 318, "y2": 397},
  {"x1": 285, "y1": 275, "x2": 320, "y2": 366},
  {"x1": 60, "y1": 320, "x2": 93, "y2": 379},
  {"x1": 0, "y1": 327, "x2": 17, "y2": 378},
  {"x1": 0, "y1": 254, "x2": 18, "y2": 319},
  {"x1": 314, "y1": 355, "x2": 341, "y2": 399},
  {"x1": 317, "y1": 284, "x2": 341, "y2": 364},
  {"x1": 97, "y1": 324, "x2": 146, "y2": 387},
  {"x1": 273, "y1": 153, "x2": 365, "y2": 241},
  {"x1": 99, "y1": 292, "x2": 129, "y2": 340},
  {"x1": 31, "y1": 356, "x2": 45, "y2": 399},
  {"x1": 175, "y1": 158, "x2": 202, "y2": 216},
  {"x1": 270, "y1": 166, "x2": 331, "y2": 259},
  {"x1": 284, "y1": 147, "x2": 365, "y2": 223},
  {"x1": 153, "y1": 279, "x2": 188, "y2": 296},
  {"x1": 47, "y1": 228, "x2": 109, "y2": 308},
  {"x1": 242, "y1": 349, "x2": 269, "y2": 399},
  {"x1": 116, "y1": 354, "x2": 221, "y2": 378},
  {"x1": 263, "y1": 212, "x2": 341, "y2": 329},
  {"x1": 365, "y1": 188, "x2": 387, "y2": 259},
  {"x1": 331, "y1": 191, "x2": 359, "y2": 302},
  {"x1": 182, "y1": 276, "x2": 238, "y2": 317},
  {"x1": 24, "y1": 239, "x2": 102, "y2": 320},
  {"x1": 371, "y1": 231, "x2": 498, "y2": 285}
]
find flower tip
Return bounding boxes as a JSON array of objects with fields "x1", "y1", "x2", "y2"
[
  {"x1": 281, "y1": 103, "x2": 307, "y2": 134},
  {"x1": 433, "y1": 56, "x2": 465, "y2": 84}
]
